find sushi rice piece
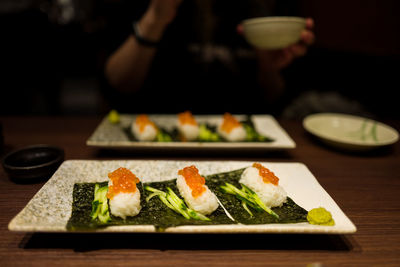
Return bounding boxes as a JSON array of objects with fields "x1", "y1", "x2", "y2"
[
  {"x1": 239, "y1": 163, "x2": 287, "y2": 208},
  {"x1": 176, "y1": 165, "x2": 219, "y2": 215},
  {"x1": 217, "y1": 113, "x2": 247, "y2": 142},
  {"x1": 132, "y1": 114, "x2": 158, "y2": 141},
  {"x1": 107, "y1": 167, "x2": 141, "y2": 219},
  {"x1": 177, "y1": 111, "x2": 199, "y2": 141}
]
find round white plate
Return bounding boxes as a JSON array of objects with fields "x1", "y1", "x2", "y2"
[{"x1": 303, "y1": 113, "x2": 399, "y2": 150}]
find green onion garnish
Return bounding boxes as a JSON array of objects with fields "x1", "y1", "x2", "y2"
[
  {"x1": 144, "y1": 186, "x2": 210, "y2": 221},
  {"x1": 91, "y1": 184, "x2": 111, "y2": 223},
  {"x1": 220, "y1": 182, "x2": 279, "y2": 219}
]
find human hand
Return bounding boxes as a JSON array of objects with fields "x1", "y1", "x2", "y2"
[
  {"x1": 238, "y1": 18, "x2": 315, "y2": 70},
  {"x1": 138, "y1": 0, "x2": 183, "y2": 42}
]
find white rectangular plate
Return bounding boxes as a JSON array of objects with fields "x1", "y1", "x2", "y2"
[
  {"x1": 86, "y1": 114, "x2": 295, "y2": 150},
  {"x1": 9, "y1": 160, "x2": 356, "y2": 234}
]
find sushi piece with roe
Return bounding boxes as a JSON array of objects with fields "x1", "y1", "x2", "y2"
[
  {"x1": 107, "y1": 167, "x2": 141, "y2": 219},
  {"x1": 239, "y1": 163, "x2": 287, "y2": 208},
  {"x1": 132, "y1": 114, "x2": 158, "y2": 141},
  {"x1": 217, "y1": 113, "x2": 247, "y2": 141},
  {"x1": 177, "y1": 111, "x2": 199, "y2": 141},
  {"x1": 176, "y1": 165, "x2": 219, "y2": 215}
]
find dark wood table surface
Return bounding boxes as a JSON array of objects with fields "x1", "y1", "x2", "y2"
[{"x1": 1, "y1": 116, "x2": 399, "y2": 266}]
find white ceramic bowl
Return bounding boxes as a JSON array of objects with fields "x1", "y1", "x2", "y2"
[{"x1": 242, "y1": 16, "x2": 306, "y2": 50}]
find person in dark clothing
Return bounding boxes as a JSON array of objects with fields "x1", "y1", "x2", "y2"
[{"x1": 103, "y1": 0, "x2": 314, "y2": 114}]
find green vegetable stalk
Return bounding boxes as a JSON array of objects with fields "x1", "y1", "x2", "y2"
[
  {"x1": 145, "y1": 185, "x2": 210, "y2": 221},
  {"x1": 156, "y1": 130, "x2": 173, "y2": 142},
  {"x1": 198, "y1": 124, "x2": 220, "y2": 142},
  {"x1": 243, "y1": 123, "x2": 272, "y2": 142},
  {"x1": 91, "y1": 184, "x2": 111, "y2": 224},
  {"x1": 220, "y1": 182, "x2": 279, "y2": 219}
]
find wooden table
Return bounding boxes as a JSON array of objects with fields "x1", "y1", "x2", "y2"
[{"x1": 1, "y1": 116, "x2": 399, "y2": 266}]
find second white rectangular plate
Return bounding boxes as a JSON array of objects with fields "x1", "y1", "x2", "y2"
[{"x1": 86, "y1": 114, "x2": 296, "y2": 150}]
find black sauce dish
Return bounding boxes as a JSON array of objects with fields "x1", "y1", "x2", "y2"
[{"x1": 2, "y1": 144, "x2": 64, "y2": 183}]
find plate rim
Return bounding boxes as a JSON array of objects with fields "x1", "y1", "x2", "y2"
[{"x1": 303, "y1": 112, "x2": 399, "y2": 147}]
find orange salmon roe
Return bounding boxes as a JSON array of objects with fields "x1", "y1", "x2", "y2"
[
  {"x1": 135, "y1": 114, "x2": 156, "y2": 133},
  {"x1": 178, "y1": 111, "x2": 197, "y2": 125},
  {"x1": 253, "y1": 163, "x2": 279, "y2": 185},
  {"x1": 220, "y1": 113, "x2": 241, "y2": 133},
  {"x1": 107, "y1": 167, "x2": 140, "y2": 199},
  {"x1": 178, "y1": 165, "x2": 206, "y2": 198}
]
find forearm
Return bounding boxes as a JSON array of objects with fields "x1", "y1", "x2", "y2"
[
  {"x1": 256, "y1": 52, "x2": 285, "y2": 103},
  {"x1": 105, "y1": 35, "x2": 156, "y2": 92},
  {"x1": 104, "y1": 11, "x2": 168, "y2": 92}
]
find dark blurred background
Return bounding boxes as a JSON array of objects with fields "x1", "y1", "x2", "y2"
[{"x1": 1, "y1": 0, "x2": 399, "y2": 119}]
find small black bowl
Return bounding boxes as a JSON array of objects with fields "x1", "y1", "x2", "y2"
[{"x1": 2, "y1": 144, "x2": 64, "y2": 183}]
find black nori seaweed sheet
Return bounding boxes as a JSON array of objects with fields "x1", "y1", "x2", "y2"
[
  {"x1": 67, "y1": 179, "x2": 234, "y2": 231},
  {"x1": 142, "y1": 179, "x2": 234, "y2": 230},
  {"x1": 66, "y1": 182, "x2": 99, "y2": 230},
  {"x1": 206, "y1": 168, "x2": 308, "y2": 224},
  {"x1": 66, "y1": 167, "x2": 307, "y2": 231}
]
